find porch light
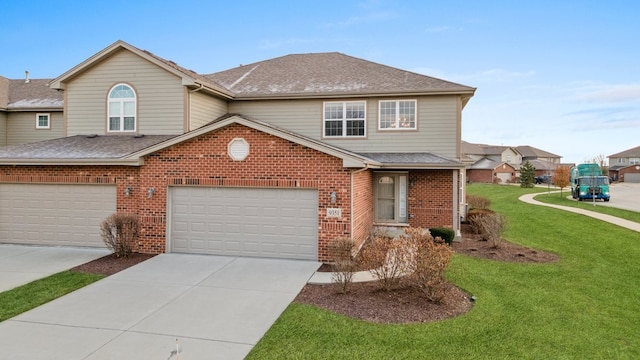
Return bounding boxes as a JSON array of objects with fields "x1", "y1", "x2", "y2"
[
  {"x1": 330, "y1": 191, "x2": 337, "y2": 204},
  {"x1": 124, "y1": 187, "x2": 132, "y2": 197},
  {"x1": 147, "y1": 187, "x2": 155, "y2": 198}
]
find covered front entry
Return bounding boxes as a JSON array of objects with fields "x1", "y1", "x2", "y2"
[
  {"x1": 169, "y1": 187, "x2": 318, "y2": 260},
  {"x1": 0, "y1": 184, "x2": 116, "y2": 247}
]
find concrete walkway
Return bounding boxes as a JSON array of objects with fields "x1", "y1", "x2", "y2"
[{"x1": 519, "y1": 192, "x2": 640, "y2": 233}]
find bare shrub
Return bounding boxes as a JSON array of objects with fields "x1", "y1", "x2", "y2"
[
  {"x1": 467, "y1": 208, "x2": 495, "y2": 233},
  {"x1": 360, "y1": 235, "x2": 412, "y2": 291},
  {"x1": 403, "y1": 227, "x2": 454, "y2": 303},
  {"x1": 474, "y1": 213, "x2": 507, "y2": 248},
  {"x1": 100, "y1": 213, "x2": 140, "y2": 258},
  {"x1": 327, "y1": 237, "x2": 357, "y2": 294},
  {"x1": 466, "y1": 194, "x2": 491, "y2": 210}
]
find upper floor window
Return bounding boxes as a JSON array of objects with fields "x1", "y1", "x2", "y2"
[
  {"x1": 108, "y1": 84, "x2": 136, "y2": 132},
  {"x1": 323, "y1": 101, "x2": 366, "y2": 137},
  {"x1": 379, "y1": 100, "x2": 416, "y2": 130},
  {"x1": 617, "y1": 158, "x2": 626, "y2": 164},
  {"x1": 630, "y1": 158, "x2": 640, "y2": 165},
  {"x1": 35, "y1": 113, "x2": 50, "y2": 129}
]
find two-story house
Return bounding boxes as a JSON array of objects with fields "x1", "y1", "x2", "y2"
[
  {"x1": 0, "y1": 74, "x2": 64, "y2": 146},
  {"x1": 0, "y1": 40, "x2": 475, "y2": 262},
  {"x1": 463, "y1": 141, "x2": 561, "y2": 183},
  {"x1": 608, "y1": 146, "x2": 640, "y2": 183}
]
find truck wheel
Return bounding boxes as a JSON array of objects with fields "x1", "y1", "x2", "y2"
[
  {"x1": 604, "y1": 198, "x2": 610, "y2": 202},
  {"x1": 578, "y1": 198, "x2": 583, "y2": 201}
]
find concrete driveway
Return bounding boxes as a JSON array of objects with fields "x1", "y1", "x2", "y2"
[
  {"x1": 0, "y1": 253, "x2": 320, "y2": 360},
  {"x1": 0, "y1": 244, "x2": 110, "y2": 292}
]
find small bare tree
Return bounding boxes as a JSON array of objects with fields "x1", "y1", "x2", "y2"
[
  {"x1": 360, "y1": 235, "x2": 413, "y2": 291},
  {"x1": 100, "y1": 213, "x2": 140, "y2": 258},
  {"x1": 327, "y1": 237, "x2": 357, "y2": 294},
  {"x1": 474, "y1": 213, "x2": 507, "y2": 248}
]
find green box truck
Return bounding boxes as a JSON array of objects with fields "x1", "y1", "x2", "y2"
[{"x1": 570, "y1": 163, "x2": 610, "y2": 201}]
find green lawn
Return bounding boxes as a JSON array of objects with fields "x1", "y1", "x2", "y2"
[
  {"x1": 0, "y1": 271, "x2": 103, "y2": 322},
  {"x1": 534, "y1": 189, "x2": 640, "y2": 223},
  {"x1": 247, "y1": 184, "x2": 640, "y2": 359}
]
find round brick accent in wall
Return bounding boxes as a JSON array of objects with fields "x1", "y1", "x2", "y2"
[{"x1": 228, "y1": 138, "x2": 249, "y2": 161}]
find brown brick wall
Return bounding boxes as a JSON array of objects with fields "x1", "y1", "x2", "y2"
[
  {"x1": 351, "y1": 169, "x2": 374, "y2": 249},
  {"x1": 467, "y1": 169, "x2": 493, "y2": 183},
  {"x1": 408, "y1": 170, "x2": 454, "y2": 229}
]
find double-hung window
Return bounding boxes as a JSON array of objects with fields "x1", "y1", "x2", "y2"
[
  {"x1": 323, "y1": 101, "x2": 366, "y2": 137},
  {"x1": 379, "y1": 99, "x2": 417, "y2": 130},
  {"x1": 108, "y1": 84, "x2": 136, "y2": 132},
  {"x1": 35, "y1": 113, "x2": 50, "y2": 129}
]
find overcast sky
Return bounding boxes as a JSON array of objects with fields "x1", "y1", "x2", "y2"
[{"x1": 2, "y1": 0, "x2": 638, "y2": 164}]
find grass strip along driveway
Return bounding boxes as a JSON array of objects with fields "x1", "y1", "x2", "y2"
[
  {"x1": 247, "y1": 184, "x2": 640, "y2": 359},
  {"x1": 0, "y1": 272, "x2": 103, "y2": 322}
]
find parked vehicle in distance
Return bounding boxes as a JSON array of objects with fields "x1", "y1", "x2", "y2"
[
  {"x1": 535, "y1": 175, "x2": 553, "y2": 184},
  {"x1": 570, "y1": 163, "x2": 611, "y2": 201}
]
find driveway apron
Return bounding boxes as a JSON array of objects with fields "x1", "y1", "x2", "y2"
[{"x1": 0, "y1": 254, "x2": 320, "y2": 360}]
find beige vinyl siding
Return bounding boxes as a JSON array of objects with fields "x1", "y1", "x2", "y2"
[
  {"x1": 65, "y1": 49, "x2": 185, "y2": 136},
  {"x1": 6, "y1": 111, "x2": 64, "y2": 145},
  {"x1": 0, "y1": 112, "x2": 6, "y2": 146},
  {"x1": 189, "y1": 91, "x2": 228, "y2": 130},
  {"x1": 229, "y1": 95, "x2": 460, "y2": 158}
]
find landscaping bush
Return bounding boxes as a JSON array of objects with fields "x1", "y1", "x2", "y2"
[
  {"x1": 327, "y1": 237, "x2": 357, "y2": 294},
  {"x1": 429, "y1": 227, "x2": 455, "y2": 245},
  {"x1": 466, "y1": 194, "x2": 491, "y2": 210},
  {"x1": 466, "y1": 208, "x2": 496, "y2": 233},
  {"x1": 100, "y1": 213, "x2": 140, "y2": 258},
  {"x1": 474, "y1": 213, "x2": 507, "y2": 248},
  {"x1": 359, "y1": 235, "x2": 412, "y2": 291},
  {"x1": 402, "y1": 228, "x2": 454, "y2": 303}
]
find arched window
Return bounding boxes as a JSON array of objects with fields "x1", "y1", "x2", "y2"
[{"x1": 108, "y1": 84, "x2": 136, "y2": 132}]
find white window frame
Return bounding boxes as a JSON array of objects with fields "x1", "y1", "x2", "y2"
[
  {"x1": 35, "y1": 113, "x2": 50, "y2": 129},
  {"x1": 630, "y1": 158, "x2": 640, "y2": 165},
  {"x1": 107, "y1": 83, "x2": 137, "y2": 133},
  {"x1": 323, "y1": 101, "x2": 366, "y2": 138},
  {"x1": 378, "y1": 99, "x2": 417, "y2": 130},
  {"x1": 617, "y1": 158, "x2": 626, "y2": 164}
]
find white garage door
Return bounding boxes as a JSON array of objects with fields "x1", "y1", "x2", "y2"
[
  {"x1": 0, "y1": 184, "x2": 116, "y2": 247},
  {"x1": 170, "y1": 187, "x2": 318, "y2": 260},
  {"x1": 624, "y1": 173, "x2": 640, "y2": 183}
]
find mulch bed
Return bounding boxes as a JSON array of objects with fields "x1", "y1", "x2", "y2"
[{"x1": 70, "y1": 252, "x2": 156, "y2": 276}]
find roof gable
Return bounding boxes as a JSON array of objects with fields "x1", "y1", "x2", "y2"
[
  {"x1": 609, "y1": 145, "x2": 640, "y2": 158},
  {"x1": 205, "y1": 52, "x2": 476, "y2": 99},
  {"x1": 49, "y1": 40, "x2": 233, "y2": 99}
]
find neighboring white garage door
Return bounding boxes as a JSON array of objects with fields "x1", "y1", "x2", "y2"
[
  {"x1": 170, "y1": 187, "x2": 318, "y2": 260},
  {"x1": 0, "y1": 184, "x2": 116, "y2": 247},
  {"x1": 624, "y1": 173, "x2": 640, "y2": 183}
]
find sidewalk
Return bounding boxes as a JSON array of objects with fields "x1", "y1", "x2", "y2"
[{"x1": 519, "y1": 192, "x2": 640, "y2": 233}]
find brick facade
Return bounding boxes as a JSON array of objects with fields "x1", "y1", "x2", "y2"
[{"x1": 0, "y1": 124, "x2": 458, "y2": 262}]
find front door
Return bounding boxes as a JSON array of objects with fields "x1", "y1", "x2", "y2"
[{"x1": 374, "y1": 173, "x2": 408, "y2": 224}]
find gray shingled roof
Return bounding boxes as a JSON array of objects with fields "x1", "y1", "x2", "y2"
[
  {"x1": 5, "y1": 78, "x2": 63, "y2": 109},
  {"x1": 205, "y1": 52, "x2": 475, "y2": 98},
  {"x1": 359, "y1": 152, "x2": 462, "y2": 168},
  {"x1": 609, "y1": 145, "x2": 640, "y2": 158},
  {"x1": 0, "y1": 135, "x2": 175, "y2": 159},
  {"x1": 516, "y1": 145, "x2": 560, "y2": 158}
]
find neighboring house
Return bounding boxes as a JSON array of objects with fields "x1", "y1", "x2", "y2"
[
  {"x1": 462, "y1": 141, "x2": 561, "y2": 183},
  {"x1": 608, "y1": 146, "x2": 640, "y2": 183},
  {"x1": 0, "y1": 74, "x2": 64, "y2": 146},
  {"x1": 0, "y1": 40, "x2": 475, "y2": 262}
]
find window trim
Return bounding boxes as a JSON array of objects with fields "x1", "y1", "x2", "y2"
[
  {"x1": 322, "y1": 100, "x2": 367, "y2": 138},
  {"x1": 107, "y1": 83, "x2": 137, "y2": 133},
  {"x1": 35, "y1": 113, "x2": 50, "y2": 129},
  {"x1": 378, "y1": 99, "x2": 418, "y2": 131}
]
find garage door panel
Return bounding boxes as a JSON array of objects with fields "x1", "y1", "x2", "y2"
[
  {"x1": 170, "y1": 187, "x2": 318, "y2": 260},
  {"x1": 0, "y1": 184, "x2": 115, "y2": 247}
]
